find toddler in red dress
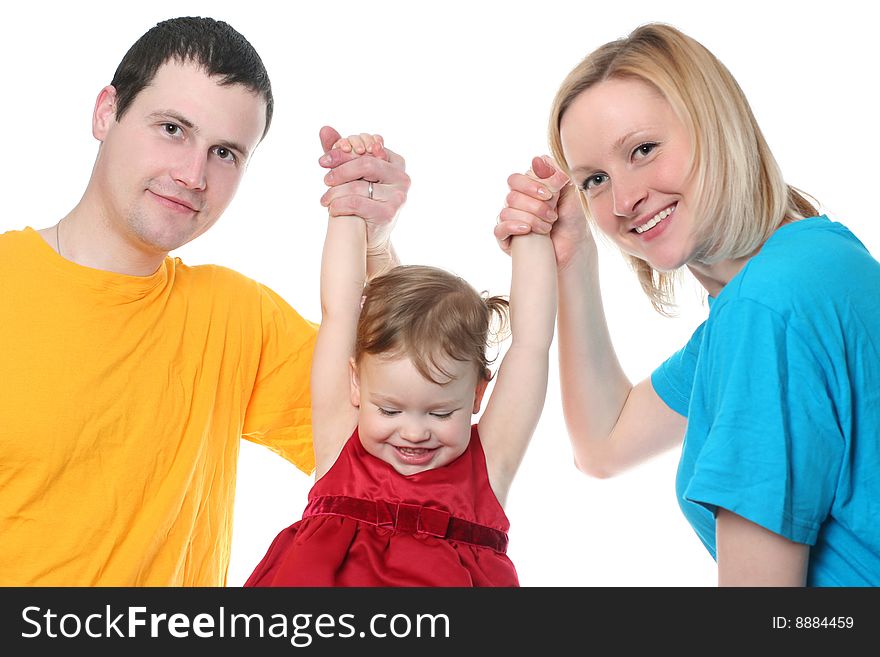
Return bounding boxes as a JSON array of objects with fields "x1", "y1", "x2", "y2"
[{"x1": 246, "y1": 133, "x2": 558, "y2": 586}]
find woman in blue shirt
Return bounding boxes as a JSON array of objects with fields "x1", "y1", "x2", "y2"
[{"x1": 495, "y1": 23, "x2": 880, "y2": 586}]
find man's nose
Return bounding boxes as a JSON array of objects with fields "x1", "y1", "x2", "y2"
[{"x1": 171, "y1": 146, "x2": 208, "y2": 191}]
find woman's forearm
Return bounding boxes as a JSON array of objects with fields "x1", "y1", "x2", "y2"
[{"x1": 557, "y1": 245, "x2": 633, "y2": 475}]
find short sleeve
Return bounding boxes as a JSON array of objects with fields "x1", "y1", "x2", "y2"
[
  {"x1": 241, "y1": 284, "x2": 318, "y2": 474},
  {"x1": 685, "y1": 298, "x2": 843, "y2": 545},
  {"x1": 651, "y1": 321, "x2": 706, "y2": 417}
]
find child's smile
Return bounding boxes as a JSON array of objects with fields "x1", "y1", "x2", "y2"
[{"x1": 351, "y1": 353, "x2": 487, "y2": 476}]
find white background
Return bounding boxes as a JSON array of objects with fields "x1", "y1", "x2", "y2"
[{"x1": 2, "y1": 0, "x2": 876, "y2": 586}]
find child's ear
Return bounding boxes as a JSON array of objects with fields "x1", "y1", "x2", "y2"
[
  {"x1": 349, "y1": 357, "x2": 361, "y2": 408},
  {"x1": 472, "y1": 369, "x2": 491, "y2": 414}
]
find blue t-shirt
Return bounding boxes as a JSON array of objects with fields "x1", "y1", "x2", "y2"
[{"x1": 652, "y1": 216, "x2": 880, "y2": 586}]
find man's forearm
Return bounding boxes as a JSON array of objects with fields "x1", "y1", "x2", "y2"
[{"x1": 366, "y1": 241, "x2": 399, "y2": 279}]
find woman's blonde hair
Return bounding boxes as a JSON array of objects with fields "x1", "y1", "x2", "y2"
[
  {"x1": 548, "y1": 22, "x2": 817, "y2": 314},
  {"x1": 356, "y1": 265, "x2": 509, "y2": 384}
]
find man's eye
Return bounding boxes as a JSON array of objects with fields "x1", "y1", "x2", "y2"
[
  {"x1": 163, "y1": 123, "x2": 180, "y2": 135},
  {"x1": 213, "y1": 146, "x2": 236, "y2": 163}
]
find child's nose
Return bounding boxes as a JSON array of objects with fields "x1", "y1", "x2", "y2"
[{"x1": 400, "y1": 421, "x2": 430, "y2": 443}]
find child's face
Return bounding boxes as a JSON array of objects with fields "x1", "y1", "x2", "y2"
[{"x1": 351, "y1": 354, "x2": 488, "y2": 476}]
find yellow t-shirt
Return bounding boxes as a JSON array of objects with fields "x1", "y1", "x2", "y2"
[{"x1": 0, "y1": 228, "x2": 317, "y2": 585}]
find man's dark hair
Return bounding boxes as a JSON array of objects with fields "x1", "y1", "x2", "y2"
[{"x1": 110, "y1": 16, "x2": 273, "y2": 139}]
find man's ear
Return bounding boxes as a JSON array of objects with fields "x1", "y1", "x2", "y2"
[
  {"x1": 472, "y1": 369, "x2": 491, "y2": 414},
  {"x1": 92, "y1": 85, "x2": 118, "y2": 141},
  {"x1": 349, "y1": 357, "x2": 361, "y2": 408}
]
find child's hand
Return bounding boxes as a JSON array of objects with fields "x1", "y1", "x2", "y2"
[
  {"x1": 317, "y1": 125, "x2": 410, "y2": 255},
  {"x1": 332, "y1": 133, "x2": 386, "y2": 158},
  {"x1": 320, "y1": 132, "x2": 391, "y2": 209},
  {"x1": 495, "y1": 156, "x2": 589, "y2": 269}
]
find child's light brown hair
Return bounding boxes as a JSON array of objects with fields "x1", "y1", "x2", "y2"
[{"x1": 356, "y1": 265, "x2": 509, "y2": 384}]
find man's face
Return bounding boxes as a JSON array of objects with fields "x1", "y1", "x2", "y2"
[{"x1": 92, "y1": 59, "x2": 266, "y2": 256}]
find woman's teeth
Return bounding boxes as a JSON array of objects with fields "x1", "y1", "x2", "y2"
[{"x1": 635, "y1": 204, "x2": 676, "y2": 234}]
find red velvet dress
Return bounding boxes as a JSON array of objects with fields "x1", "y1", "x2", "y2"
[{"x1": 245, "y1": 425, "x2": 518, "y2": 586}]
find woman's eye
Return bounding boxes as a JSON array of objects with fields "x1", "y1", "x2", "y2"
[
  {"x1": 582, "y1": 173, "x2": 608, "y2": 191},
  {"x1": 163, "y1": 123, "x2": 180, "y2": 136},
  {"x1": 633, "y1": 142, "x2": 657, "y2": 159}
]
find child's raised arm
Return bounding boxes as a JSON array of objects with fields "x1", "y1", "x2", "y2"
[
  {"x1": 310, "y1": 137, "x2": 378, "y2": 479},
  {"x1": 479, "y1": 159, "x2": 559, "y2": 504}
]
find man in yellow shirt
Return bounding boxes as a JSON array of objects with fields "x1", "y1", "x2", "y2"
[{"x1": 0, "y1": 17, "x2": 409, "y2": 585}]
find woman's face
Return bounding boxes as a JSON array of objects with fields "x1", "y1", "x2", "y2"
[{"x1": 560, "y1": 77, "x2": 698, "y2": 272}]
